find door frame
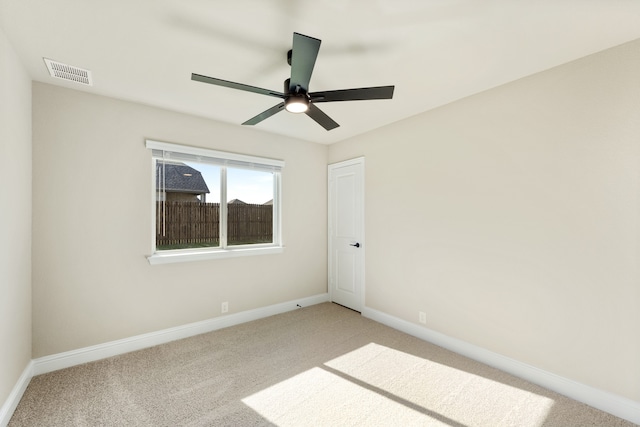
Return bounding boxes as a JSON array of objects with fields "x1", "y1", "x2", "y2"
[{"x1": 328, "y1": 156, "x2": 365, "y2": 312}]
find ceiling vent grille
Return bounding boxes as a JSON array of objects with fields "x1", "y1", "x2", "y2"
[{"x1": 43, "y1": 58, "x2": 93, "y2": 86}]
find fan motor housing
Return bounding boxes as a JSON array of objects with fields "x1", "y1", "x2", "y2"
[{"x1": 283, "y1": 78, "x2": 306, "y2": 95}]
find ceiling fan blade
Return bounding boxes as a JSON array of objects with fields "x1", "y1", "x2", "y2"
[
  {"x1": 290, "y1": 33, "x2": 321, "y2": 92},
  {"x1": 192, "y1": 73, "x2": 285, "y2": 99},
  {"x1": 242, "y1": 102, "x2": 285, "y2": 126},
  {"x1": 305, "y1": 103, "x2": 339, "y2": 131},
  {"x1": 310, "y1": 85, "x2": 395, "y2": 102}
]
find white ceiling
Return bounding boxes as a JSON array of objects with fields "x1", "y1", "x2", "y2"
[{"x1": 2, "y1": 0, "x2": 640, "y2": 144}]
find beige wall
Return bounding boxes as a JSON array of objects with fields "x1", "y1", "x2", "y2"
[
  {"x1": 0, "y1": 27, "x2": 32, "y2": 405},
  {"x1": 15, "y1": 27, "x2": 640, "y2": 410},
  {"x1": 32, "y1": 83, "x2": 328, "y2": 357},
  {"x1": 329, "y1": 39, "x2": 640, "y2": 401}
]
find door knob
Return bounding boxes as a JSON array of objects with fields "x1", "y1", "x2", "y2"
[{"x1": 350, "y1": 242, "x2": 360, "y2": 248}]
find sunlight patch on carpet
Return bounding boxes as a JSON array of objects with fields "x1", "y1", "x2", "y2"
[
  {"x1": 242, "y1": 367, "x2": 452, "y2": 426},
  {"x1": 242, "y1": 343, "x2": 556, "y2": 426},
  {"x1": 324, "y1": 343, "x2": 555, "y2": 426}
]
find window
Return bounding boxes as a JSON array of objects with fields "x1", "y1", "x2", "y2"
[{"x1": 146, "y1": 140, "x2": 284, "y2": 264}]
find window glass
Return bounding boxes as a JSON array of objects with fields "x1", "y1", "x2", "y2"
[
  {"x1": 227, "y1": 168, "x2": 274, "y2": 246},
  {"x1": 155, "y1": 159, "x2": 221, "y2": 250}
]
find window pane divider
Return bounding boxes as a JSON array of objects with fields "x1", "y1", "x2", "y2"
[{"x1": 220, "y1": 166, "x2": 228, "y2": 248}]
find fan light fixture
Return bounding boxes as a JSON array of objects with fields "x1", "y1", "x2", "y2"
[{"x1": 284, "y1": 95, "x2": 309, "y2": 113}]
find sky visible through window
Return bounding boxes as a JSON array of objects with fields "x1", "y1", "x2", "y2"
[{"x1": 185, "y1": 162, "x2": 273, "y2": 204}]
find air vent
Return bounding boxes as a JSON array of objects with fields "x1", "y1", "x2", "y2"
[{"x1": 43, "y1": 58, "x2": 93, "y2": 86}]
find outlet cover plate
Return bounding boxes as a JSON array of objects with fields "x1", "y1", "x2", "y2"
[{"x1": 419, "y1": 311, "x2": 426, "y2": 324}]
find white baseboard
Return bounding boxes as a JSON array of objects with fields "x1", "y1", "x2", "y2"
[
  {"x1": 362, "y1": 306, "x2": 640, "y2": 425},
  {"x1": 0, "y1": 361, "x2": 33, "y2": 427},
  {"x1": 32, "y1": 293, "x2": 329, "y2": 376}
]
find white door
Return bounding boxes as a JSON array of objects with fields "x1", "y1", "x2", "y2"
[{"x1": 328, "y1": 157, "x2": 364, "y2": 312}]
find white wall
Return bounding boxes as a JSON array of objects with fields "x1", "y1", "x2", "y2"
[
  {"x1": 32, "y1": 83, "x2": 328, "y2": 357},
  {"x1": 329, "y1": 39, "x2": 640, "y2": 402},
  {"x1": 0, "y1": 26, "x2": 32, "y2": 406}
]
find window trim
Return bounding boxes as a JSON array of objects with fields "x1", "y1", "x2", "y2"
[
  {"x1": 147, "y1": 245, "x2": 284, "y2": 265},
  {"x1": 146, "y1": 139, "x2": 284, "y2": 264}
]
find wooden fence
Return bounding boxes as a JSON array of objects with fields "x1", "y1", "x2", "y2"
[{"x1": 156, "y1": 202, "x2": 272, "y2": 248}]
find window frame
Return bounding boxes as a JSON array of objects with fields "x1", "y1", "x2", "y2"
[{"x1": 146, "y1": 139, "x2": 284, "y2": 265}]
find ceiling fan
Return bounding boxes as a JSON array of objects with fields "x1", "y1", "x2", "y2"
[{"x1": 191, "y1": 32, "x2": 395, "y2": 131}]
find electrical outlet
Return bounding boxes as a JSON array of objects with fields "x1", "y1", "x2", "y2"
[
  {"x1": 419, "y1": 311, "x2": 427, "y2": 324},
  {"x1": 221, "y1": 301, "x2": 229, "y2": 314}
]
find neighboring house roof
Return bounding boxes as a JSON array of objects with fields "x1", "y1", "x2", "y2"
[
  {"x1": 228, "y1": 199, "x2": 246, "y2": 204},
  {"x1": 263, "y1": 199, "x2": 273, "y2": 205},
  {"x1": 156, "y1": 161, "x2": 209, "y2": 194}
]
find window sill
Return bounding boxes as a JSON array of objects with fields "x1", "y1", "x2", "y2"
[{"x1": 147, "y1": 246, "x2": 284, "y2": 265}]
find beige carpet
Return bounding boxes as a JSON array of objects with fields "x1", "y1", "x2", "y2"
[{"x1": 9, "y1": 303, "x2": 637, "y2": 426}]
